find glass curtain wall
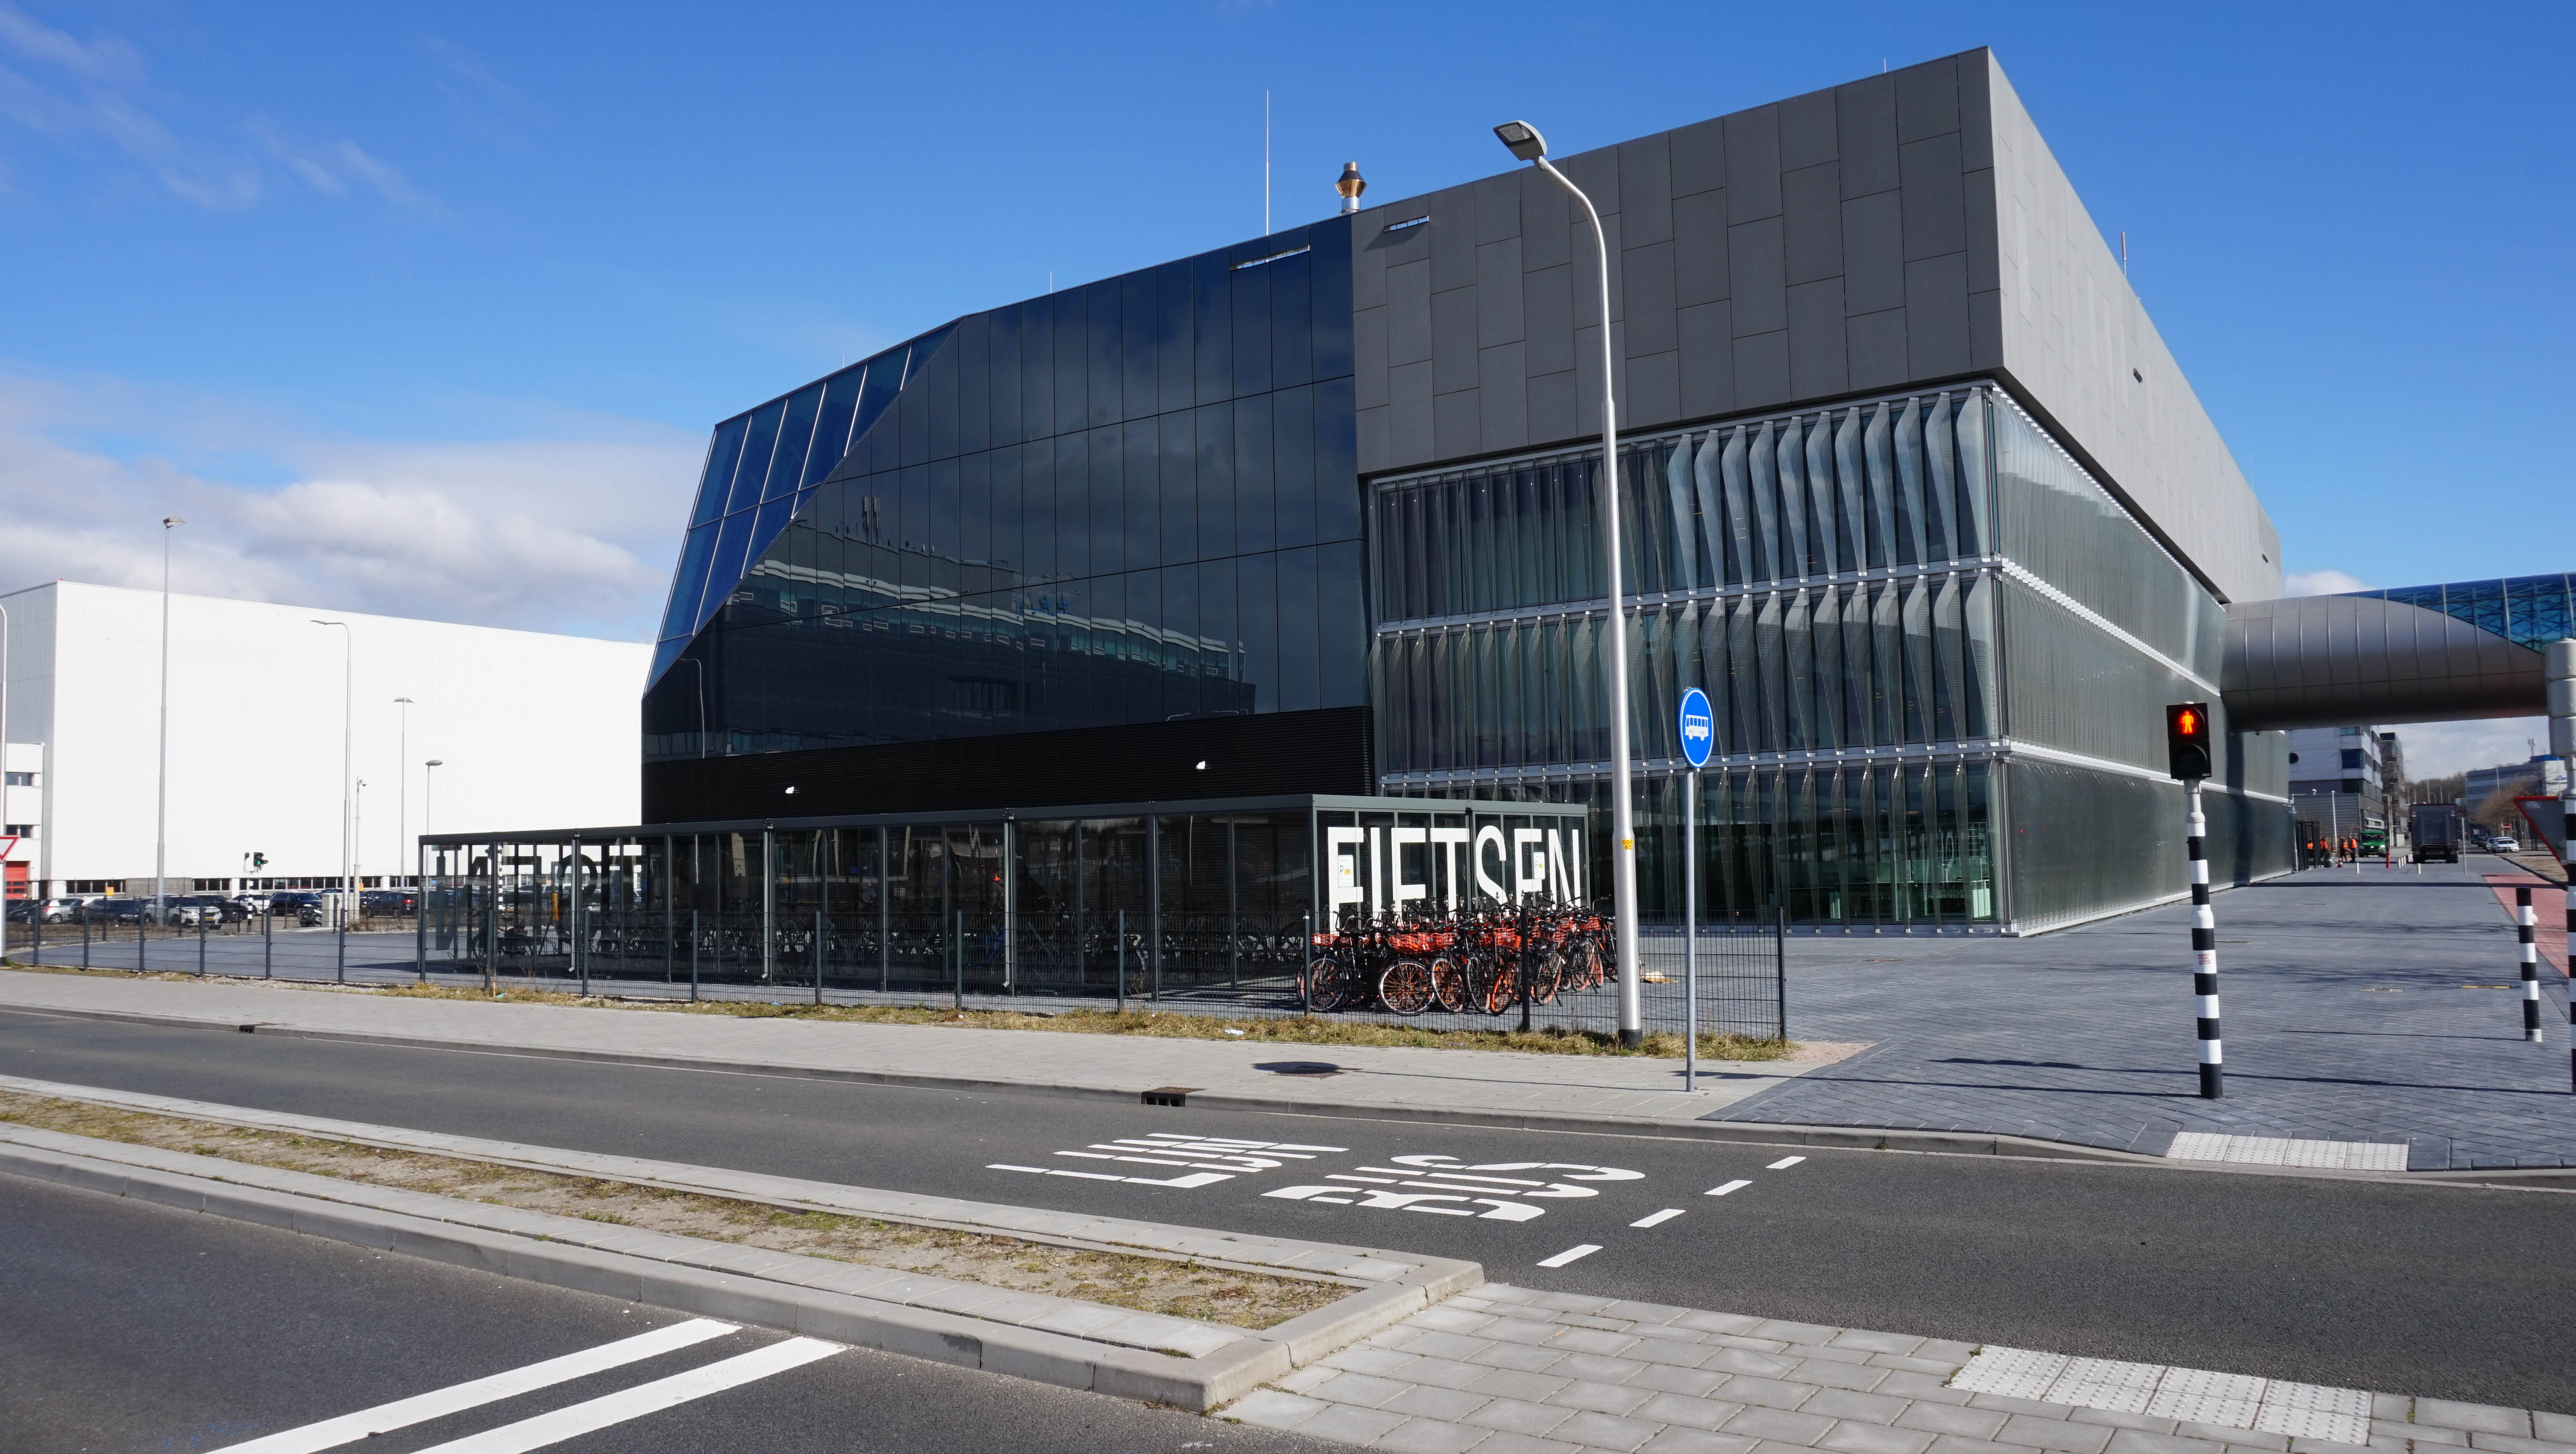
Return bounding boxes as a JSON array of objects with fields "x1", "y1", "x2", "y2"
[
  {"x1": 1369, "y1": 382, "x2": 2287, "y2": 933},
  {"x1": 644, "y1": 220, "x2": 1364, "y2": 762}
]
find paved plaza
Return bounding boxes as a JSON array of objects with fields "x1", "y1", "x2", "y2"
[{"x1": 1724, "y1": 859, "x2": 2573, "y2": 1169}]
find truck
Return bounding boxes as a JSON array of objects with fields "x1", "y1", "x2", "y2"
[{"x1": 2411, "y1": 802, "x2": 2464, "y2": 864}]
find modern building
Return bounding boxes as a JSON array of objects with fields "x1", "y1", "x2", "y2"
[
  {"x1": 2285, "y1": 725, "x2": 2387, "y2": 833},
  {"x1": 0, "y1": 580, "x2": 648, "y2": 899},
  {"x1": 625, "y1": 47, "x2": 2302, "y2": 936},
  {"x1": 2464, "y1": 756, "x2": 2564, "y2": 817}
]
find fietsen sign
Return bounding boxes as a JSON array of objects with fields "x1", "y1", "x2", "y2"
[{"x1": 1678, "y1": 688, "x2": 1714, "y2": 770}]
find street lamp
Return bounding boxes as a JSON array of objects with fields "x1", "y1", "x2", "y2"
[
  {"x1": 155, "y1": 516, "x2": 183, "y2": 914},
  {"x1": 312, "y1": 620, "x2": 352, "y2": 949},
  {"x1": 1492, "y1": 119, "x2": 1643, "y2": 1045},
  {"x1": 394, "y1": 697, "x2": 415, "y2": 887}
]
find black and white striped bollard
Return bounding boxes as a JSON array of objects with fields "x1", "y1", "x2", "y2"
[
  {"x1": 2189, "y1": 782, "x2": 2222, "y2": 1098},
  {"x1": 2517, "y1": 885, "x2": 2543, "y2": 1043}
]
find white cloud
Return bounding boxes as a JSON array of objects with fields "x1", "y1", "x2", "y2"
[
  {"x1": 0, "y1": 369, "x2": 699, "y2": 641},
  {"x1": 0, "y1": 3, "x2": 430, "y2": 214},
  {"x1": 2388, "y1": 716, "x2": 2551, "y2": 780},
  {"x1": 2283, "y1": 567, "x2": 2370, "y2": 597}
]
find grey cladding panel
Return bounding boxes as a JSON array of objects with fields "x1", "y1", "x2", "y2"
[
  {"x1": 1728, "y1": 218, "x2": 1787, "y2": 336},
  {"x1": 1724, "y1": 107, "x2": 1782, "y2": 222},
  {"x1": 1900, "y1": 133, "x2": 1968, "y2": 260},
  {"x1": 1428, "y1": 187, "x2": 1477, "y2": 293},
  {"x1": 1677, "y1": 300, "x2": 1733, "y2": 416},
  {"x1": 1894, "y1": 56, "x2": 1960, "y2": 143},
  {"x1": 1905, "y1": 252, "x2": 1971, "y2": 376},
  {"x1": 1387, "y1": 260, "x2": 1432, "y2": 366},
  {"x1": 1476, "y1": 238, "x2": 1525, "y2": 345},
  {"x1": 1626, "y1": 349, "x2": 1680, "y2": 430},
  {"x1": 1779, "y1": 87, "x2": 1838, "y2": 170},
  {"x1": 1835, "y1": 77, "x2": 1899, "y2": 196},
  {"x1": 1622, "y1": 240, "x2": 1678, "y2": 356},
  {"x1": 1478, "y1": 341, "x2": 1529, "y2": 450},
  {"x1": 1524, "y1": 264, "x2": 1575, "y2": 375},
  {"x1": 1841, "y1": 190, "x2": 1905, "y2": 313},
  {"x1": 1473, "y1": 173, "x2": 1521, "y2": 246},
  {"x1": 1432, "y1": 287, "x2": 1478, "y2": 393},
  {"x1": 1619, "y1": 135, "x2": 1675, "y2": 245},
  {"x1": 1787, "y1": 279, "x2": 1848, "y2": 399},
  {"x1": 1673, "y1": 190, "x2": 1730, "y2": 305},
  {"x1": 1671, "y1": 117, "x2": 1726, "y2": 196},
  {"x1": 1847, "y1": 307, "x2": 1907, "y2": 389},
  {"x1": 1782, "y1": 163, "x2": 1843, "y2": 285}
]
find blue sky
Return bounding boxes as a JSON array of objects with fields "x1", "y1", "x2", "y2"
[{"x1": 1, "y1": 1, "x2": 2568, "y2": 763}]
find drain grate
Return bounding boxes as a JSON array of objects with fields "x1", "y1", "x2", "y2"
[{"x1": 1139, "y1": 1087, "x2": 1198, "y2": 1107}]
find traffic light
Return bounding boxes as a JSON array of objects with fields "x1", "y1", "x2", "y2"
[{"x1": 2166, "y1": 702, "x2": 2213, "y2": 781}]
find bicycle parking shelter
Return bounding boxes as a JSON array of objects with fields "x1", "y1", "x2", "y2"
[{"x1": 417, "y1": 793, "x2": 1590, "y2": 999}]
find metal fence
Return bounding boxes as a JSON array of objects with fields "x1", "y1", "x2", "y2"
[{"x1": 8, "y1": 910, "x2": 420, "y2": 983}]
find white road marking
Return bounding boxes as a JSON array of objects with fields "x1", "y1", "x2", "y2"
[
  {"x1": 1706, "y1": 1179, "x2": 1752, "y2": 1196},
  {"x1": 1629, "y1": 1208, "x2": 1685, "y2": 1228},
  {"x1": 1536, "y1": 1244, "x2": 1601, "y2": 1268},
  {"x1": 210, "y1": 1319, "x2": 740, "y2": 1454},
  {"x1": 408, "y1": 1337, "x2": 843, "y2": 1453},
  {"x1": 1767, "y1": 1156, "x2": 1806, "y2": 1169}
]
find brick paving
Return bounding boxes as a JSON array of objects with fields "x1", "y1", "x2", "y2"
[
  {"x1": 1222, "y1": 1285, "x2": 2576, "y2": 1454},
  {"x1": 1719, "y1": 860, "x2": 2575, "y2": 1169}
]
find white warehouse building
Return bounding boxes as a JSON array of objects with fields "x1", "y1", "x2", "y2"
[{"x1": 1, "y1": 581, "x2": 649, "y2": 900}]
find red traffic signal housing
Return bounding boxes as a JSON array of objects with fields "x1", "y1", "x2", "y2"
[{"x1": 2166, "y1": 702, "x2": 2213, "y2": 781}]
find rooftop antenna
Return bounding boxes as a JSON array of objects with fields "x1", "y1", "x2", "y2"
[{"x1": 1263, "y1": 90, "x2": 1272, "y2": 235}]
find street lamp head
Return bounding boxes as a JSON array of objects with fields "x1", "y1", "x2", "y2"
[
  {"x1": 394, "y1": 696, "x2": 415, "y2": 704},
  {"x1": 425, "y1": 759, "x2": 442, "y2": 767},
  {"x1": 1493, "y1": 120, "x2": 1547, "y2": 162},
  {"x1": 163, "y1": 516, "x2": 185, "y2": 529}
]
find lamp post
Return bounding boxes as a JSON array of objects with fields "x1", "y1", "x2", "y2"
[
  {"x1": 312, "y1": 621, "x2": 352, "y2": 932},
  {"x1": 424, "y1": 760, "x2": 443, "y2": 838},
  {"x1": 155, "y1": 517, "x2": 184, "y2": 916},
  {"x1": 394, "y1": 697, "x2": 415, "y2": 888},
  {"x1": 1492, "y1": 119, "x2": 1642, "y2": 1045}
]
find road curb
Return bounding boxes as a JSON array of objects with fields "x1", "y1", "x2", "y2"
[
  {"x1": 0, "y1": 1127, "x2": 1475, "y2": 1412},
  {"x1": 9, "y1": 993, "x2": 2569, "y2": 1184}
]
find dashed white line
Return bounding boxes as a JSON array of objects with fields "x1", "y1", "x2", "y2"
[
  {"x1": 407, "y1": 1337, "x2": 844, "y2": 1453},
  {"x1": 210, "y1": 1319, "x2": 742, "y2": 1453},
  {"x1": 1767, "y1": 1156, "x2": 1806, "y2": 1169},
  {"x1": 1536, "y1": 1244, "x2": 1601, "y2": 1268},
  {"x1": 1705, "y1": 1179, "x2": 1752, "y2": 1197},
  {"x1": 1629, "y1": 1208, "x2": 1685, "y2": 1228}
]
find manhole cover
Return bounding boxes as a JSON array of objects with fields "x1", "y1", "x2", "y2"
[{"x1": 1253, "y1": 1061, "x2": 1343, "y2": 1076}]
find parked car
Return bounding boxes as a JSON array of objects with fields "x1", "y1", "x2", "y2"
[
  {"x1": 172, "y1": 894, "x2": 247, "y2": 925},
  {"x1": 10, "y1": 896, "x2": 81, "y2": 923},
  {"x1": 233, "y1": 892, "x2": 273, "y2": 915},
  {"x1": 80, "y1": 897, "x2": 148, "y2": 926},
  {"x1": 360, "y1": 888, "x2": 418, "y2": 917},
  {"x1": 267, "y1": 891, "x2": 323, "y2": 920},
  {"x1": 2492, "y1": 836, "x2": 2522, "y2": 854}
]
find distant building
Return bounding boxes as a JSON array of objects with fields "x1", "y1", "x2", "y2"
[
  {"x1": 2464, "y1": 756, "x2": 2566, "y2": 814},
  {"x1": 2287, "y1": 726, "x2": 2386, "y2": 833},
  {"x1": 0, "y1": 580, "x2": 647, "y2": 899}
]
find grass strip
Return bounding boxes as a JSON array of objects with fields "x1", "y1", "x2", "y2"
[{"x1": 0, "y1": 1089, "x2": 1340, "y2": 1331}]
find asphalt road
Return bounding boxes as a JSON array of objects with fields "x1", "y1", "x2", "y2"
[
  {"x1": 0, "y1": 1173, "x2": 1338, "y2": 1454},
  {"x1": 3, "y1": 1009, "x2": 2570, "y2": 1413}
]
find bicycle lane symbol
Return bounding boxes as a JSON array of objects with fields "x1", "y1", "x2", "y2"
[
  {"x1": 1261, "y1": 1154, "x2": 1643, "y2": 1222},
  {"x1": 987, "y1": 1132, "x2": 1349, "y2": 1189}
]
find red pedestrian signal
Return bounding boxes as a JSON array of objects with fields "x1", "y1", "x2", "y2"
[{"x1": 2166, "y1": 702, "x2": 2213, "y2": 781}]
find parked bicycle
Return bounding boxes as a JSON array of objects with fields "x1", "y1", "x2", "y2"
[{"x1": 1300, "y1": 904, "x2": 1612, "y2": 1018}]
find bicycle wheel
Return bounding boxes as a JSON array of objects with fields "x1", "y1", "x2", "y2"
[
  {"x1": 1429, "y1": 955, "x2": 1469, "y2": 1014},
  {"x1": 1379, "y1": 959, "x2": 1435, "y2": 1016},
  {"x1": 1528, "y1": 949, "x2": 1564, "y2": 1004}
]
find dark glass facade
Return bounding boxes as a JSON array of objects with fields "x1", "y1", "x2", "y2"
[{"x1": 644, "y1": 220, "x2": 1361, "y2": 763}]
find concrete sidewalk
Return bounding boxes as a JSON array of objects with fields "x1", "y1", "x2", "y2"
[
  {"x1": 0, "y1": 968, "x2": 1853, "y2": 1135},
  {"x1": 5, "y1": 853, "x2": 2568, "y2": 1171}
]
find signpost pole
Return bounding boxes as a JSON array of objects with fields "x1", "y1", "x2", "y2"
[
  {"x1": 1676, "y1": 687, "x2": 1714, "y2": 1089},
  {"x1": 1685, "y1": 767, "x2": 1699, "y2": 1091}
]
